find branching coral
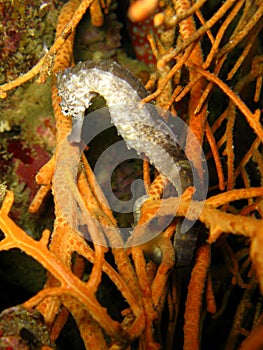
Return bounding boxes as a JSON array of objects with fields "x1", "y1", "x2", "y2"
[{"x1": 0, "y1": 0, "x2": 263, "y2": 349}]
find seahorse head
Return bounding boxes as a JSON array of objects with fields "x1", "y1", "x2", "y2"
[
  {"x1": 57, "y1": 70, "x2": 94, "y2": 143},
  {"x1": 57, "y1": 69, "x2": 86, "y2": 118}
]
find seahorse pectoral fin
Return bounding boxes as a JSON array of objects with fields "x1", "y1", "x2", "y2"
[{"x1": 68, "y1": 113, "x2": 85, "y2": 143}]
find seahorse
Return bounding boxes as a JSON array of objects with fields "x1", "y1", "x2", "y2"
[{"x1": 56, "y1": 60, "x2": 205, "y2": 266}]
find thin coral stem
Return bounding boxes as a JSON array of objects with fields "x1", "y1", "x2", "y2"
[
  {"x1": 164, "y1": 85, "x2": 182, "y2": 110},
  {"x1": 217, "y1": 2, "x2": 263, "y2": 60},
  {"x1": 206, "y1": 188, "x2": 263, "y2": 207},
  {"x1": 76, "y1": 173, "x2": 106, "y2": 292},
  {"x1": 205, "y1": 122, "x2": 225, "y2": 191},
  {"x1": 29, "y1": 184, "x2": 52, "y2": 213},
  {"x1": 191, "y1": 65, "x2": 263, "y2": 142},
  {"x1": 62, "y1": 295, "x2": 108, "y2": 349},
  {"x1": 226, "y1": 275, "x2": 258, "y2": 348},
  {"x1": 81, "y1": 154, "x2": 117, "y2": 225},
  {"x1": 158, "y1": 0, "x2": 237, "y2": 69},
  {"x1": 184, "y1": 244, "x2": 211, "y2": 350},
  {"x1": 143, "y1": 156, "x2": 151, "y2": 194},
  {"x1": 35, "y1": 157, "x2": 56, "y2": 185},
  {"x1": 151, "y1": 236, "x2": 175, "y2": 308},
  {"x1": 243, "y1": 165, "x2": 252, "y2": 188},
  {"x1": 90, "y1": 0, "x2": 104, "y2": 26},
  {"x1": 195, "y1": 56, "x2": 225, "y2": 114},
  {"x1": 254, "y1": 75, "x2": 263, "y2": 103},
  {"x1": 203, "y1": 0, "x2": 245, "y2": 69},
  {"x1": 164, "y1": 272, "x2": 178, "y2": 350},
  {"x1": 234, "y1": 138, "x2": 261, "y2": 181},
  {"x1": 239, "y1": 198, "x2": 263, "y2": 216},
  {"x1": 142, "y1": 44, "x2": 194, "y2": 103},
  {"x1": 0, "y1": 54, "x2": 52, "y2": 98},
  {"x1": 50, "y1": 306, "x2": 70, "y2": 342},
  {"x1": 174, "y1": 75, "x2": 201, "y2": 102},
  {"x1": 206, "y1": 273, "x2": 216, "y2": 314},
  {"x1": 195, "y1": 9, "x2": 214, "y2": 44},
  {"x1": 168, "y1": 0, "x2": 209, "y2": 29},
  {"x1": 227, "y1": 33, "x2": 257, "y2": 80},
  {"x1": 211, "y1": 109, "x2": 228, "y2": 133},
  {"x1": 225, "y1": 104, "x2": 236, "y2": 190},
  {"x1": 252, "y1": 148, "x2": 263, "y2": 179},
  {"x1": 0, "y1": 190, "x2": 14, "y2": 215}
]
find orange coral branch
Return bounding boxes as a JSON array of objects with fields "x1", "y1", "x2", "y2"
[
  {"x1": 206, "y1": 188, "x2": 263, "y2": 207},
  {"x1": 158, "y1": 0, "x2": 237, "y2": 69},
  {"x1": 203, "y1": 0, "x2": 245, "y2": 69},
  {"x1": 0, "y1": 192, "x2": 127, "y2": 341},
  {"x1": 191, "y1": 65, "x2": 263, "y2": 142},
  {"x1": 217, "y1": 2, "x2": 263, "y2": 60},
  {"x1": 205, "y1": 122, "x2": 225, "y2": 191},
  {"x1": 184, "y1": 244, "x2": 211, "y2": 350},
  {"x1": 139, "y1": 194, "x2": 263, "y2": 243},
  {"x1": 206, "y1": 272, "x2": 216, "y2": 314}
]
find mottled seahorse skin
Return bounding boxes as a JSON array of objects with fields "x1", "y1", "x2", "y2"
[{"x1": 56, "y1": 60, "x2": 197, "y2": 265}]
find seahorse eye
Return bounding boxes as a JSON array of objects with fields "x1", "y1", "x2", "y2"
[{"x1": 63, "y1": 108, "x2": 69, "y2": 115}]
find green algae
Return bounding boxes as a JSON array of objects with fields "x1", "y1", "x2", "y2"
[{"x1": 0, "y1": 0, "x2": 62, "y2": 84}]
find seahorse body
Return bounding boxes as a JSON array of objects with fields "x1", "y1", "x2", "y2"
[{"x1": 56, "y1": 60, "x2": 196, "y2": 265}]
